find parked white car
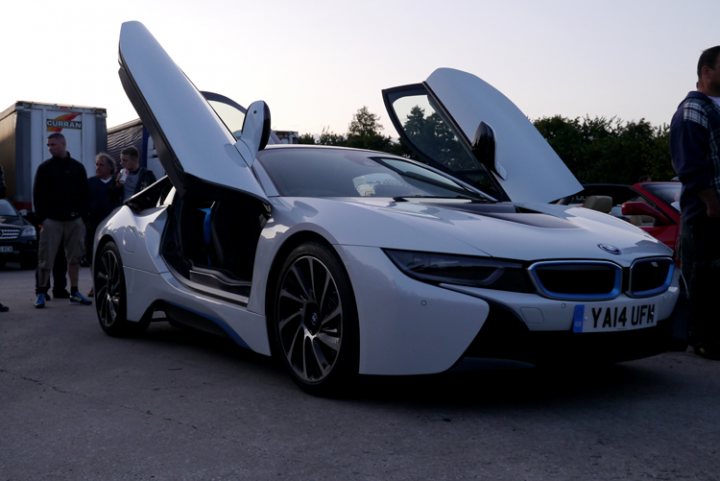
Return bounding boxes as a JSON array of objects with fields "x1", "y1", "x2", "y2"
[{"x1": 94, "y1": 21, "x2": 679, "y2": 394}]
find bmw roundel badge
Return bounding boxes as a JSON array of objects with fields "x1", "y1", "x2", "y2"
[{"x1": 598, "y1": 243, "x2": 621, "y2": 255}]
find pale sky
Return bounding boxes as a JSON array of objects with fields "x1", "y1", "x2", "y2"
[{"x1": 1, "y1": 0, "x2": 717, "y2": 136}]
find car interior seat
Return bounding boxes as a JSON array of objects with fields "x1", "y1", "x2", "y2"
[
  {"x1": 582, "y1": 195, "x2": 613, "y2": 213},
  {"x1": 627, "y1": 213, "x2": 656, "y2": 227}
]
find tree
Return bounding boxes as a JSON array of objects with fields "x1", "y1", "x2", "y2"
[
  {"x1": 297, "y1": 108, "x2": 675, "y2": 186},
  {"x1": 534, "y1": 115, "x2": 673, "y2": 184},
  {"x1": 348, "y1": 106, "x2": 381, "y2": 137},
  {"x1": 317, "y1": 128, "x2": 347, "y2": 146},
  {"x1": 345, "y1": 106, "x2": 393, "y2": 151},
  {"x1": 297, "y1": 133, "x2": 316, "y2": 145}
]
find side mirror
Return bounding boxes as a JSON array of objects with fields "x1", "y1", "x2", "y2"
[
  {"x1": 472, "y1": 121, "x2": 506, "y2": 179},
  {"x1": 621, "y1": 201, "x2": 669, "y2": 226},
  {"x1": 239, "y1": 100, "x2": 271, "y2": 154}
]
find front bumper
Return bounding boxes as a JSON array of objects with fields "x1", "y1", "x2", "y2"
[
  {"x1": 463, "y1": 300, "x2": 675, "y2": 364},
  {"x1": 340, "y1": 246, "x2": 680, "y2": 375},
  {"x1": 0, "y1": 239, "x2": 37, "y2": 263}
]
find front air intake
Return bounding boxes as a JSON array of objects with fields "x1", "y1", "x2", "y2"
[
  {"x1": 528, "y1": 261, "x2": 622, "y2": 301},
  {"x1": 628, "y1": 258, "x2": 674, "y2": 298}
]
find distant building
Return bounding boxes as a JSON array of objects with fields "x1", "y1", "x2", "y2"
[{"x1": 274, "y1": 130, "x2": 299, "y2": 144}]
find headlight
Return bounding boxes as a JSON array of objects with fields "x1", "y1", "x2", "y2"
[
  {"x1": 21, "y1": 225, "x2": 37, "y2": 239},
  {"x1": 384, "y1": 249, "x2": 533, "y2": 292}
]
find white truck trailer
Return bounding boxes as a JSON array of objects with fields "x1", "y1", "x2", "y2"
[{"x1": 0, "y1": 101, "x2": 107, "y2": 214}]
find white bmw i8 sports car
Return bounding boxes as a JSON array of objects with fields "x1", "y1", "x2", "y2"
[{"x1": 94, "y1": 21, "x2": 680, "y2": 394}]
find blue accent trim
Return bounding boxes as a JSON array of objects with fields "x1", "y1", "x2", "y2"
[
  {"x1": 629, "y1": 263, "x2": 675, "y2": 298},
  {"x1": 528, "y1": 261, "x2": 623, "y2": 301},
  {"x1": 163, "y1": 300, "x2": 250, "y2": 350},
  {"x1": 199, "y1": 207, "x2": 212, "y2": 246},
  {"x1": 572, "y1": 304, "x2": 585, "y2": 333},
  {"x1": 215, "y1": 321, "x2": 251, "y2": 350}
]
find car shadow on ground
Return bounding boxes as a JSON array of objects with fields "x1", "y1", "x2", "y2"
[
  {"x1": 134, "y1": 318, "x2": 277, "y2": 366},
  {"x1": 130, "y1": 318, "x2": 679, "y2": 408},
  {"x1": 352, "y1": 359, "x2": 671, "y2": 408}
]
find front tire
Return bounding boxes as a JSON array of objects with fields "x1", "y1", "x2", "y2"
[
  {"x1": 94, "y1": 241, "x2": 148, "y2": 336},
  {"x1": 271, "y1": 242, "x2": 359, "y2": 395}
]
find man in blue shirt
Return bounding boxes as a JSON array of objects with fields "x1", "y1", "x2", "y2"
[{"x1": 670, "y1": 45, "x2": 720, "y2": 359}]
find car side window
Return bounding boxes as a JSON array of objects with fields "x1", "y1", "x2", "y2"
[
  {"x1": 391, "y1": 94, "x2": 477, "y2": 172},
  {"x1": 207, "y1": 99, "x2": 246, "y2": 138},
  {"x1": 383, "y1": 86, "x2": 503, "y2": 199}
]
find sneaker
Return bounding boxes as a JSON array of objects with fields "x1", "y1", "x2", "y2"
[
  {"x1": 34, "y1": 293, "x2": 46, "y2": 309},
  {"x1": 53, "y1": 289, "x2": 71, "y2": 299},
  {"x1": 69, "y1": 291, "x2": 92, "y2": 305},
  {"x1": 0, "y1": 303, "x2": 9, "y2": 312}
]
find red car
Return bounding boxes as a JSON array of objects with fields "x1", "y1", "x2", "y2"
[{"x1": 559, "y1": 182, "x2": 681, "y2": 253}]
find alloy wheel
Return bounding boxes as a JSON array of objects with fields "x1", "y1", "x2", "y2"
[{"x1": 276, "y1": 254, "x2": 344, "y2": 384}]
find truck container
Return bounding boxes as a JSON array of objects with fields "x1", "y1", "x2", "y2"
[{"x1": 0, "y1": 101, "x2": 107, "y2": 214}]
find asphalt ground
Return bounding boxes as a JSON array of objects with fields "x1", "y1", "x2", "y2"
[{"x1": 1, "y1": 264, "x2": 720, "y2": 481}]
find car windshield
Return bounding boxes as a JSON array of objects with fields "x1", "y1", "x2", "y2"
[
  {"x1": 0, "y1": 200, "x2": 18, "y2": 216},
  {"x1": 257, "y1": 147, "x2": 490, "y2": 200},
  {"x1": 387, "y1": 89, "x2": 503, "y2": 199},
  {"x1": 643, "y1": 182, "x2": 681, "y2": 212}
]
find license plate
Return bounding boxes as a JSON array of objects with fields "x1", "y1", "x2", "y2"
[
  {"x1": 0, "y1": 246, "x2": 12, "y2": 253},
  {"x1": 572, "y1": 301, "x2": 657, "y2": 333}
]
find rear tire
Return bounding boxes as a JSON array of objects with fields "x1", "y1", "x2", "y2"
[
  {"x1": 271, "y1": 242, "x2": 359, "y2": 396},
  {"x1": 94, "y1": 241, "x2": 148, "y2": 336}
]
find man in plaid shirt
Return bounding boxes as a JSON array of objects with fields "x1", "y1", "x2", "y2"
[{"x1": 670, "y1": 45, "x2": 720, "y2": 359}]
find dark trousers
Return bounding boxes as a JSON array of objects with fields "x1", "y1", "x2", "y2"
[
  {"x1": 680, "y1": 216, "x2": 720, "y2": 347},
  {"x1": 35, "y1": 240, "x2": 68, "y2": 295}
]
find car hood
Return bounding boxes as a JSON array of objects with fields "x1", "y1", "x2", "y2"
[
  {"x1": 0, "y1": 216, "x2": 28, "y2": 228},
  {"x1": 278, "y1": 197, "x2": 670, "y2": 263}
]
